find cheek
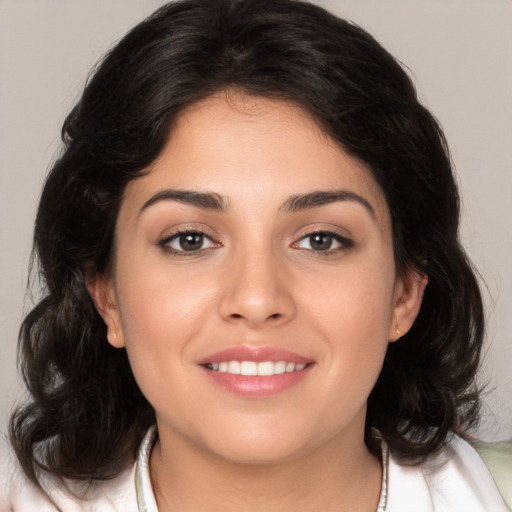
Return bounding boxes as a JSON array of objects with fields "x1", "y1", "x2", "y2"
[
  {"x1": 113, "y1": 273, "x2": 201, "y2": 414},
  {"x1": 302, "y1": 254, "x2": 395, "y2": 336},
  {"x1": 112, "y1": 257, "x2": 223, "y2": 394},
  {"x1": 299, "y1": 253, "x2": 395, "y2": 386},
  {"x1": 115, "y1": 251, "x2": 215, "y2": 337}
]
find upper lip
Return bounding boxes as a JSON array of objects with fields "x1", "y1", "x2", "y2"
[{"x1": 197, "y1": 345, "x2": 312, "y2": 365}]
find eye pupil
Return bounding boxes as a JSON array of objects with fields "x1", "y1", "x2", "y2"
[
  {"x1": 180, "y1": 233, "x2": 204, "y2": 251},
  {"x1": 310, "y1": 233, "x2": 332, "y2": 251}
]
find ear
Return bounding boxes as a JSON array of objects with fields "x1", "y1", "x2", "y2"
[
  {"x1": 389, "y1": 267, "x2": 428, "y2": 342},
  {"x1": 86, "y1": 273, "x2": 125, "y2": 348}
]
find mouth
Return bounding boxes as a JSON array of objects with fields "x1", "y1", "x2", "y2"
[{"x1": 198, "y1": 346, "x2": 314, "y2": 397}]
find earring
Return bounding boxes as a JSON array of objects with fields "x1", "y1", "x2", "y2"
[{"x1": 395, "y1": 322, "x2": 401, "y2": 337}]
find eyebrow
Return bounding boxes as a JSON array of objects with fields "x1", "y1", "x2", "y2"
[
  {"x1": 139, "y1": 189, "x2": 227, "y2": 215},
  {"x1": 138, "y1": 188, "x2": 375, "y2": 219},
  {"x1": 281, "y1": 190, "x2": 376, "y2": 218}
]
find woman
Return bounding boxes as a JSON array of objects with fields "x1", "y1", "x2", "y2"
[{"x1": 1, "y1": 0, "x2": 508, "y2": 510}]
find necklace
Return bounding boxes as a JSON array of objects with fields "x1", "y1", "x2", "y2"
[{"x1": 135, "y1": 426, "x2": 388, "y2": 511}]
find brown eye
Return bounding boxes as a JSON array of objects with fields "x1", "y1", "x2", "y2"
[
  {"x1": 160, "y1": 231, "x2": 216, "y2": 253},
  {"x1": 309, "y1": 233, "x2": 334, "y2": 251},
  {"x1": 178, "y1": 233, "x2": 205, "y2": 251},
  {"x1": 295, "y1": 231, "x2": 354, "y2": 253}
]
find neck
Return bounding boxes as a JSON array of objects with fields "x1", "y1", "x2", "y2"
[{"x1": 150, "y1": 422, "x2": 382, "y2": 512}]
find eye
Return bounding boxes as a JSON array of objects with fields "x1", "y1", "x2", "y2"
[
  {"x1": 294, "y1": 231, "x2": 353, "y2": 252},
  {"x1": 159, "y1": 230, "x2": 217, "y2": 254}
]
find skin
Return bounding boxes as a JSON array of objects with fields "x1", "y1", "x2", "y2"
[{"x1": 89, "y1": 91, "x2": 426, "y2": 511}]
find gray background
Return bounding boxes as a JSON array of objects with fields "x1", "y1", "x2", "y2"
[{"x1": 1, "y1": 0, "x2": 511, "y2": 441}]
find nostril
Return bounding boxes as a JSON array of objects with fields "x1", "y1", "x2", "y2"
[{"x1": 228, "y1": 312, "x2": 282, "y2": 322}]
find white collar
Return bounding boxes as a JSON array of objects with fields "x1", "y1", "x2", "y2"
[{"x1": 135, "y1": 425, "x2": 159, "y2": 512}]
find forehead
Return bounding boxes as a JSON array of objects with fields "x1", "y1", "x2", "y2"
[
  {"x1": 121, "y1": 92, "x2": 391, "y2": 229},
  {"x1": 165, "y1": 91, "x2": 353, "y2": 174}
]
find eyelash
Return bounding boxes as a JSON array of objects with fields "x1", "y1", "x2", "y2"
[
  {"x1": 157, "y1": 229, "x2": 354, "y2": 257},
  {"x1": 292, "y1": 230, "x2": 354, "y2": 255},
  {"x1": 157, "y1": 229, "x2": 219, "y2": 256}
]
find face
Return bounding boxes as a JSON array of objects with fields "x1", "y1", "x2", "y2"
[{"x1": 91, "y1": 92, "x2": 424, "y2": 465}]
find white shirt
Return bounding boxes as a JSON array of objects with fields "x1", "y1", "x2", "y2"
[{"x1": 1, "y1": 429, "x2": 508, "y2": 511}]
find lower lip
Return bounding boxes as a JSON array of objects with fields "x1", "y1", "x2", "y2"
[{"x1": 201, "y1": 366, "x2": 312, "y2": 397}]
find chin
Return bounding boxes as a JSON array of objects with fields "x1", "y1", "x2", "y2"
[
  {"x1": 198, "y1": 421, "x2": 316, "y2": 465},
  {"x1": 212, "y1": 441, "x2": 306, "y2": 466}
]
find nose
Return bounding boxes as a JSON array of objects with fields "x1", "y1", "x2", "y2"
[{"x1": 218, "y1": 249, "x2": 296, "y2": 329}]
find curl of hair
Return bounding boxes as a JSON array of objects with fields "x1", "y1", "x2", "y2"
[{"x1": 10, "y1": 0, "x2": 484, "y2": 486}]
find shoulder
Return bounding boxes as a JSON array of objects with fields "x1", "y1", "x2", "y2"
[
  {"x1": 386, "y1": 435, "x2": 509, "y2": 512},
  {"x1": 0, "y1": 433, "x2": 138, "y2": 512},
  {"x1": 473, "y1": 440, "x2": 512, "y2": 510}
]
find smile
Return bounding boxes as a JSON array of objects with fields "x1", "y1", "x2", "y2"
[
  {"x1": 198, "y1": 345, "x2": 314, "y2": 397},
  {"x1": 204, "y1": 361, "x2": 308, "y2": 375}
]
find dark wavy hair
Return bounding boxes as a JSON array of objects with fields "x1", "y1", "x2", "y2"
[{"x1": 10, "y1": 0, "x2": 484, "y2": 488}]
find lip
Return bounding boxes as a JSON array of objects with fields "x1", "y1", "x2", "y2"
[
  {"x1": 197, "y1": 345, "x2": 312, "y2": 365},
  {"x1": 198, "y1": 345, "x2": 314, "y2": 398}
]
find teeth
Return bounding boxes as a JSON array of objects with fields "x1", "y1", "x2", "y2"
[
  {"x1": 207, "y1": 361, "x2": 308, "y2": 376},
  {"x1": 240, "y1": 361, "x2": 257, "y2": 376},
  {"x1": 274, "y1": 361, "x2": 286, "y2": 374},
  {"x1": 257, "y1": 361, "x2": 274, "y2": 376},
  {"x1": 228, "y1": 361, "x2": 241, "y2": 374}
]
